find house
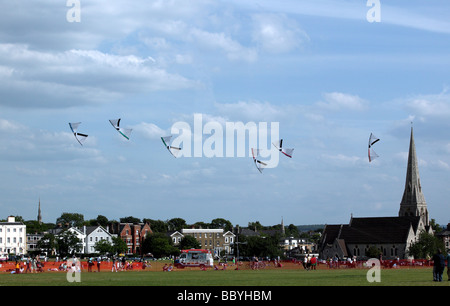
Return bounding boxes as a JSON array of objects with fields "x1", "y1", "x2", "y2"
[
  {"x1": 169, "y1": 231, "x2": 184, "y2": 246},
  {"x1": 110, "y1": 222, "x2": 152, "y2": 255},
  {"x1": 436, "y1": 223, "x2": 450, "y2": 251},
  {"x1": 180, "y1": 228, "x2": 236, "y2": 258},
  {"x1": 83, "y1": 225, "x2": 113, "y2": 254},
  {"x1": 319, "y1": 128, "x2": 433, "y2": 260},
  {"x1": 0, "y1": 216, "x2": 27, "y2": 256},
  {"x1": 26, "y1": 233, "x2": 45, "y2": 254}
]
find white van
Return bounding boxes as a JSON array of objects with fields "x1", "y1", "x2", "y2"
[{"x1": 175, "y1": 249, "x2": 214, "y2": 269}]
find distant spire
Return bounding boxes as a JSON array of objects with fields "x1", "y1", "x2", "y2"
[
  {"x1": 281, "y1": 217, "x2": 285, "y2": 234},
  {"x1": 399, "y1": 127, "x2": 429, "y2": 226},
  {"x1": 37, "y1": 198, "x2": 42, "y2": 225}
]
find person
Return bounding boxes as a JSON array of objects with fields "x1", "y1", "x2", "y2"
[
  {"x1": 97, "y1": 256, "x2": 101, "y2": 272},
  {"x1": 302, "y1": 256, "x2": 307, "y2": 270},
  {"x1": 88, "y1": 257, "x2": 93, "y2": 272},
  {"x1": 432, "y1": 249, "x2": 445, "y2": 282},
  {"x1": 446, "y1": 250, "x2": 450, "y2": 281},
  {"x1": 112, "y1": 257, "x2": 118, "y2": 272},
  {"x1": 310, "y1": 255, "x2": 317, "y2": 270},
  {"x1": 25, "y1": 258, "x2": 31, "y2": 273}
]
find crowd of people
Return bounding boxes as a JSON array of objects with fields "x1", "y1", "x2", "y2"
[{"x1": 3, "y1": 250, "x2": 450, "y2": 282}]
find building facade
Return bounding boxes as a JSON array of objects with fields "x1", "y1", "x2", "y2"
[
  {"x1": 112, "y1": 222, "x2": 152, "y2": 255},
  {"x1": 181, "y1": 229, "x2": 236, "y2": 258},
  {"x1": 0, "y1": 216, "x2": 27, "y2": 255},
  {"x1": 83, "y1": 226, "x2": 113, "y2": 254}
]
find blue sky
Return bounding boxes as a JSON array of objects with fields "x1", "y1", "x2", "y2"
[{"x1": 0, "y1": 0, "x2": 449, "y2": 227}]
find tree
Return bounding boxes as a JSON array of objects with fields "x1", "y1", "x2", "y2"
[
  {"x1": 56, "y1": 230, "x2": 82, "y2": 256},
  {"x1": 211, "y1": 218, "x2": 233, "y2": 232},
  {"x1": 408, "y1": 231, "x2": 445, "y2": 259},
  {"x1": 179, "y1": 235, "x2": 201, "y2": 250},
  {"x1": 237, "y1": 234, "x2": 283, "y2": 259},
  {"x1": 285, "y1": 224, "x2": 300, "y2": 237},
  {"x1": 143, "y1": 219, "x2": 167, "y2": 233},
  {"x1": 87, "y1": 215, "x2": 109, "y2": 227},
  {"x1": 167, "y1": 218, "x2": 187, "y2": 232},
  {"x1": 111, "y1": 236, "x2": 127, "y2": 255},
  {"x1": 36, "y1": 233, "x2": 56, "y2": 256},
  {"x1": 142, "y1": 232, "x2": 179, "y2": 258},
  {"x1": 366, "y1": 246, "x2": 382, "y2": 258},
  {"x1": 95, "y1": 239, "x2": 113, "y2": 255},
  {"x1": 120, "y1": 216, "x2": 141, "y2": 224},
  {"x1": 56, "y1": 213, "x2": 84, "y2": 228}
]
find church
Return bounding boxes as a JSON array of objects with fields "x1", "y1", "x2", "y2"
[{"x1": 319, "y1": 128, "x2": 433, "y2": 260}]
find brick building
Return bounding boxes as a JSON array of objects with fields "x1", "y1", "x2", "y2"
[{"x1": 111, "y1": 222, "x2": 152, "y2": 255}]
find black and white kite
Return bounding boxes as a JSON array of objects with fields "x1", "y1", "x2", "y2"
[
  {"x1": 109, "y1": 118, "x2": 132, "y2": 140},
  {"x1": 273, "y1": 139, "x2": 294, "y2": 158},
  {"x1": 368, "y1": 133, "x2": 380, "y2": 162},
  {"x1": 69, "y1": 122, "x2": 88, "y2": 146},
  {"x1": 161, "y1": 135, "x2": 182, "y2": 158},
  {"x1": 251, "y1": 148, "x2": 267, "y2": 174}
]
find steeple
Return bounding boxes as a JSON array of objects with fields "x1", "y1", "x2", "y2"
[
  {"x1": 37, "y1": 198, "x2": 42, "y2": 225},
  {"x1": 398, "y1": 127, "x2": 429, "y2": 227}
]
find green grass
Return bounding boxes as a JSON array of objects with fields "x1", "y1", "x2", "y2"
[{"x1": 0, "y1": 268, "x2": 448, "y2": 286}]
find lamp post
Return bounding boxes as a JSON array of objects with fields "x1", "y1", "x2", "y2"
[{"x1": 234, "y1": 235, "x2": 247, "y2": 270}]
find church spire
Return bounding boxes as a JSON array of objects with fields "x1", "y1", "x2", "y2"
[
  {"x1": 37, "y1": 198, "x2": 42, "y2": 225},
  {"x1": 399, "y1": 127, "x2": 429, "y2": 226}
]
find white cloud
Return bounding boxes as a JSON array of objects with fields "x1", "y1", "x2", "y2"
[
  {"x1": 133, "y1": 122, "x2": 168, "y2": 140},
  {"x1": 404, "y1": 93, "x2": 450, "y2": 118},
  {"x1": 189, "y1": 28, "x2": 258, "y2": 62},
  {"x1": 316, "y1": 92, "x2": 369, "y2": 112},
  {"x1": 251, "y1": 13, "x2": 309, "y2": 54},
  {"x1": 214, "y1": 100, "x2": 283, "y2": 121},
  {"x1": 0, "y1": 44, "x2": 200, "y2": 108}
]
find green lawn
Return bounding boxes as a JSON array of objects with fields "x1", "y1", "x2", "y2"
[{"x1": 0, "y1": 267, "x2": 448, "y2": 286}]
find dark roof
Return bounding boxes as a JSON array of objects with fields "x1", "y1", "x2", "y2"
[{"x1": 322, "y1": 216, "x2": 421, "y2": 245}]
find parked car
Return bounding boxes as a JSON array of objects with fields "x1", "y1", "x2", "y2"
[{"x1": 0, "y1": 254, "x2": 8, "y2": 262}]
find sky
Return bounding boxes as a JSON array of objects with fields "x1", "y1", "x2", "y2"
[{"x1": 1, "y1": 0, "x2": 449, "y2": 228}]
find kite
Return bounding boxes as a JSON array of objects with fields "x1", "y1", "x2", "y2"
[
  {"x1": 368, "y1": 133, "x2": 380, "y2": 162},
  {"x1": 109, "y1": 119, "x2": 132, "y2": 140},
  {"x1": 273, "y1": 139, "x2": 294, "y2": 158},
  {"x1": 251, "y1": 148, "x2": 267, "y2": 174},
  {"x1": 69, "y1": 122, "x2": 88, "y2": 146},
  {"x1": 161, "y1": 136, "x2": 182, "y2": 158}
]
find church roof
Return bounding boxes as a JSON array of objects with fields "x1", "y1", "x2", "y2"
[{"x1": 322, "y1": 216, "x2": 421, "y2": 245}]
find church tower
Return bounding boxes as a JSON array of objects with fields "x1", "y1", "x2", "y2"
[{"x1": 398, "y1": 127, "x2": 429, "y2": 227}]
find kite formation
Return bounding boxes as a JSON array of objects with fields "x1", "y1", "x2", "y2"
[{"x1": 68, "y1": 120, "x2": 382, "y2": 173}]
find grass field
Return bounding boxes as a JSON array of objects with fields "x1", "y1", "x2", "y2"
[{"x1": 0, "y1": 264, "x2": 448, "y2": 287}]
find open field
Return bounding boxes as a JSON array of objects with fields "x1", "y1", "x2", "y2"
[{"x1": 0, "y1": 261, "x2": 448, "y2": 286}]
